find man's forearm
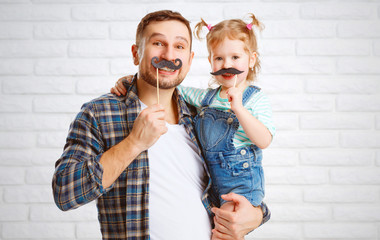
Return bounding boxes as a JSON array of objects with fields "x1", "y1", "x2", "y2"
[{"x1": 99, "y1": 136, "x2": 143, "y2": 188}]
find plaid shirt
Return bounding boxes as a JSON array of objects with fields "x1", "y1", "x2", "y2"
[{"x1": 52, "y1": 75, "x2": 270, "y2": 239}]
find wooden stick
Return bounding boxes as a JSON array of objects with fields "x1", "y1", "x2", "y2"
[
  {"x1": 233, "y1": 75, "x2": 237, "y2": 88},
  {"x1": 156, "y1": 68, "x2": 159, "y2": 104}
]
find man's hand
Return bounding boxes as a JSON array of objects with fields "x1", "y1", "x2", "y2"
[
  {"x1": 128, "y1": 104, "x2": 167, "y2": 152},
  {"x1": 211, "y1": 193, "x2": 263, "y2": 240}
]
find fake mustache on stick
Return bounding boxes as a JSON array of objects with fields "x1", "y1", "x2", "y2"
[
  {"x1": 151, "y1": 57, "x2": 182, "y2": 70},
  {"x1": 210, "y1": 68, "x2": 244, "y2": 76}
]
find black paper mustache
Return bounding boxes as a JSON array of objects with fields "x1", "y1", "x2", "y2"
[
  {"x1": 210, "y1": 68, "x2": 244, "y2": 76},
  {"x1": 151, "y1": 57, "x2": 182, "y2": 70}
]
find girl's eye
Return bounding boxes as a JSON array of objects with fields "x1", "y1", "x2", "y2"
[{"x1": 232, "y1": 56, "x2": 240, "y2": 60}]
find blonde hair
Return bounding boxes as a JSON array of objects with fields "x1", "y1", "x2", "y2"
[{"x1": 194, "y1": 14, "x2": 264, "y2": 82}]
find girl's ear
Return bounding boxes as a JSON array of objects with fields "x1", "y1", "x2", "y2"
[{"x1": 249, "y1": 52, "x2": 257, "y2": 69}]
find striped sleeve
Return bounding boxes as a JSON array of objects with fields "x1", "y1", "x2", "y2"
[
  {"x1": 246, "y1": 90, "x2": 276, "y2": 137},
  {"x1": 177, "y1": 85, "x2": 208, "y2": 108}
]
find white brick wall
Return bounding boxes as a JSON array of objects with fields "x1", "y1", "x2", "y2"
[{"x1": 0, "y1": 0, "x2": 379, "y2": 239}]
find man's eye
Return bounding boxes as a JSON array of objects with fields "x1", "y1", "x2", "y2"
[
  {"x1": 154, "y1": 42, "x2": 163, "y2": 46},
  {"x1": 177, "y1": 45, "x2": 184, "y2": 49},
  {"x1": 215, "y1": 57, "x2": 222, "y2": 61}
]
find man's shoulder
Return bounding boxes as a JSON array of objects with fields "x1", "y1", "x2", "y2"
[{"x1": 80, "y1": 93, "x2": 127, "y2": 114}]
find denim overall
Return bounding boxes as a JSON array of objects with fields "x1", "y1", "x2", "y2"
[{"x1": 194, "y1": 86, "x2": 264, "y2": 207}]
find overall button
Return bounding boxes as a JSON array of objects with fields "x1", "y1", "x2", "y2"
[
  {"x1": 240, "y1": 149, "x2": 247, "y2": 155},
  {"x1": 227, "y1": 118, "x2": 234, "y2": 124},
  {"x1": 243, "y1": 162, "x2": 249, "y2": 168}
]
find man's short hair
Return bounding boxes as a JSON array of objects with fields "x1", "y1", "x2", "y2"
[{"x1": 135, "y1": 10, "x2": 192, "y2": 50}]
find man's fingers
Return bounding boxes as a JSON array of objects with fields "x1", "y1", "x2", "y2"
[
  {"x1": 211, "y1": 229, "x2": 233, "y2": 240},
  {"x1": 221, "y1": 192, "x2": 245, "y2": 205},
  {"x1": 214, "y1": 216, "x2": 229, "y2": 234},
  {"x1": 212, "y1": 207, "x2": 235, "y2": 222}
]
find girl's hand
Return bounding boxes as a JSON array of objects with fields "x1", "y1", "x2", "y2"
[
  {"x1": 110, "y1": 75, "x2": 133, "y2": 96},
  {"x1": 226, "y1": 87, "x2": 243, "y2": 112}
]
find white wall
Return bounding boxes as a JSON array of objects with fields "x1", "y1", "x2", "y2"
[{"x1": 0, "y1": 0, "x2": 379, "y2": 239}]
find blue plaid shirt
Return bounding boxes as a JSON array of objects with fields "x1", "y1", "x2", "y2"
[{"x1": 52, "y1": 75, "x2": 270, "y2": 239}]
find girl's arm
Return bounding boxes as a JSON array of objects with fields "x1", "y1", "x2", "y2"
[{"x1": 227, "y1": 87, "x2": 273, "y2": 149}]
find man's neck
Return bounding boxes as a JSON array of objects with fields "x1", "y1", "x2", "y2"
[{"x1": 136, "y1": 78, "x2": 179, "y2": 124}]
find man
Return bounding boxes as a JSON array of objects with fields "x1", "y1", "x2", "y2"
[{"x1": 52, "y1": 10, "x2": 269, "y2": 240}]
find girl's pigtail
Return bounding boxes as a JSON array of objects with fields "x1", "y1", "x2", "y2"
[
  {"x1": 194, "y1": 18, "x2": 209, "y2": 40},
  {"x1": 248, "y1": 13, "x2": 264, "y2": 32}
]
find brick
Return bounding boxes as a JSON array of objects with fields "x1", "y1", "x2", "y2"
[
  {"x1": 0, "y1": 204, "x2": 28, "y2": 221},
  {"x1": 260, "y1": 39, "x2": 295, "y2": 56},
  {"x1": 377, "y1": 115, "x2": 380, "y2": 130},
  {"x1": 31, "y1": 148, "x2": 63, "y2": 166},
  {"x1": 33, "y1": 95, "x2": 96, "y2": 113},
  {"x1": 69, "y1": 41, "x2": 132, "y2": 58},
  {"x1": 338, "y1": 57, "x2": 380, "y2": 74},
  {"x1": 266, "y1": 167, "x2": 328, "y2": 185},
  {"x1": 270, "y1": 113, "x2": 298, "y2": 130},
  {"x1": 223, "y1": 3, "x2": 297, "y2": 20},
  {"x1": 262, "y1": 56, "x2": 335, "y2": 74},
  {"x1": 3, "y1": 77, "x2": 75, "y2": 94},
  {"x1": 0, "y1": 167, "x2": 25, "y2": 185},
  {"x1": 76, "y1": 76, "x2": 118, "y2": 94},
  {"x1": 30, "y1": 202, "x2": 98, "y2": 221},
  {"x1": 0, "y1": 59, "x2": 33, "y2": 75},
  {"x1": 305, "y1": 76, "x2": 380, "y2": 94},
  {"x1": 0, "y1": 150, "x2": 33, "y2": 166},
  {"x1": 32, "y1": 0, "x2": 105, "y2": 2},
  {"x1": 185, "y1": 57, "x2": 211, "y2": 76},
  {"x1": 109, "y1": 22, "x2": 139, "y2": 40},
  {"x1": 0, "y1": 5, "x2": 70, "y2": 21},
  {"x1": 37, "y1": 131, "x2": 67, "y2": 148},
  {"x1": 0, "y1": 41, "x2": 67, "y2": 57},
  {"x1": 0, "y1": 113, "x2": 72, "y2": 131},
  {"x1": 264, "y1": 186, "x2": 302, "y2": 203},
  {"x1": 26, "y1": 167, "x2": 54, "y2": 184},
  {"x1": 334, "y1": 205, "x2": 380, "y2": 221},
  {"x1": 0, "y1": 132, "x2": 35, "y2": 149},
  {"x1": 72, "y1": 5, "x2": 145, "y2": 21},
  {"x1": 270, "y1": 94, "x2": 334, "y2": 112},
  {"x1": 4, "y1": 186, "x2": 52, "y2": 203},
  {"x1": 191, "y1": 37, "x2": 209, "y2": 58},
  {"x1": 304, "y1": 186, "x2": 378, "y2": 203},
  {"x1": 331, "y1": 167, "x2": 380, "y2": 184},
  {"x1": 300, "y1": 150, "x2": 374, "y2": 166},
  {"x1": 263, "y1": 149, "x2": 298, "y2": 166},
  {"x1": 35, "y1": 59, "x2": 108, "y2": 76},
  {"x1": 270, "y1": 204, "x2": 331, "y2": 221},
  {"x1": 34, "y1": 23, "x2": 108, "y2": 39},
  {"x1": 110, "y1": 59, "x2": 140, "y2": 75},
  {"x1": 377, "y1": 151, "x2": 380, "y2": 166},
  {"x1": 300, "y1": 113, "x2": 373, "y2": 130},
  {"x1": 180, "y1": 75, "x2": 210, "y2": 89},
  {"x1": 2, "y1": 223, "x2": 75, "y2": 239},
  {"x1": 340, "y1": 131, "x2": 380, "y2": 148},
  {"x1": 255, "y1": 75, "x2": 304, "y2": 94},
  {"x1": 375, "y1": 40, "x2": 380, "y2": 56},
  {"x1": 301, "y1": 3, "x2": 373, "y2": 20},
  {"x1": 337, "y1": 95, "x2": 380, "y2": 112},
  {"x1": 0, "y1": 23, "x2": 32, "y2": 39},
  {"x1": 297, "y1": 39, "x2": 370, "y2": 56},
  {"x1": 0, "y1": 96, "x2": 33, "y2": 113},
  {"x1": 250, "y1": 223, "x2": 301, "y2": 239},
  {"x1": 304, "y1": 223, "x2": 376, "y2": 238},
  {"x1": 338, "y1": 21, "x2": 380, "y2": 38},
  {"x1": 263, "y1": 21, "x2": 336, "y2": 39},
  {"x1": 272, "y1": 131, "x2": 339, "y2": 148},
  {"x1": 76, "y1": 222, "x2": 102, "y2": 238}
]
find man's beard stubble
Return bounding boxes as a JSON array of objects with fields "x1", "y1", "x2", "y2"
[{"x1": 139, "y1": 69, "x2": 185, "y2": 90}]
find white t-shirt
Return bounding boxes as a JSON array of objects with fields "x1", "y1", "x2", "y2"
[{"x1": 140, "y1": 101, "x2": 211, "y2": 240}]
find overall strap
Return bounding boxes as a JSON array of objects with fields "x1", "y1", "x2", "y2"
[
  {"x1": 200, "y1": 87, "x2": 221, "y2": 107},
  {"x1": 242, "y1": 85, "x2": 261, "y2": 106}
]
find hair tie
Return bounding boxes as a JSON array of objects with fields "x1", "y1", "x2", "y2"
[
  {"x1": 207, "y1": 24, "x2": 213, "y2": 31},
  {"x1": 246, "y1": 23, "x2": 252, "y2": 30}
]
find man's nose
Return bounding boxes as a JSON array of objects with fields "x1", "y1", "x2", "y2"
[{"x1": 160, "y1": 46, "x2": 175, "y2": 62}]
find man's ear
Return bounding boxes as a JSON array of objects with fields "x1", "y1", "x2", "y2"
[{"x1": 131, "y1": 44, "x2": 140, "y2": 65}]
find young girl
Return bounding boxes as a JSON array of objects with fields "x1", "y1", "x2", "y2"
[{"x1": 112, "y1": 14, "x2": 275, "y2": 212}]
